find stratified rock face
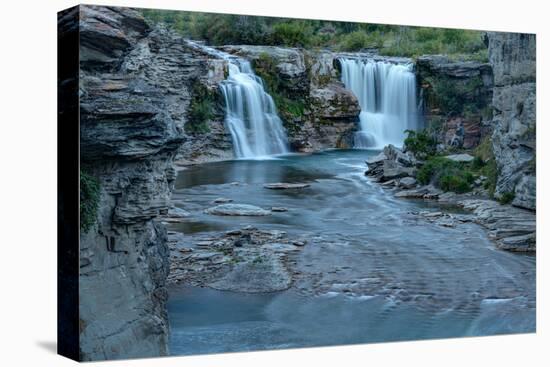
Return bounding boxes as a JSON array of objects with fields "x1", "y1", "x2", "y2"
[
  {"x1": 487, "y1": 32, "x2": 536, "y2": 210},
  {"x1": 76, "y1": 5, "x2": 213, "y2": 360},
  {"x1": 416, "y1": 55, "x2": 494, "y2": 149}
]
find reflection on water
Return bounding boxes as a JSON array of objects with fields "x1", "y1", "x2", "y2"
[{"x1": 168, "y1": 150, "x2": 536, "y2": 356}]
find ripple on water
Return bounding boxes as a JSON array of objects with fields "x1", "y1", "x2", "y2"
[{"x1": 168, "y1": 150, "x2": 535, "y2": 356}]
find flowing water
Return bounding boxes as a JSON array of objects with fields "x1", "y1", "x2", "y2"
[
  {"x1": 340, "y1": 59, "x2": 420, "y2": 149},
  {"x1": 167, "y1": 150, "x2": 535, "y2": 356},
  {"x1": 220, "y1": 61, "x2": 289, "y2": 158},
  {"x1": 185, "y1": 40, "x2": 289, "y2": 158}
]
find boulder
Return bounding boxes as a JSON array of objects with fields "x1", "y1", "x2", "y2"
[
  {"x1": 398, "y1": 177, "x2": 418, "y2": 189},
  {"x1": 444, "y1": 153, "x2": 475, "y2": 163},
  {"x1": 380, "y1": 161, "x2": 416, "y2": 181},
  {"x1": 383, "y1": 145, "x2": 414, "y2": 167},
  {"x1": 309, "y1": 82, "x2": 361, "y2": 120}
]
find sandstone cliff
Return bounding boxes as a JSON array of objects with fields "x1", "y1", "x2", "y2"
[{"x1": 487, "y1": 32, "x2": 536, "y2": 210}]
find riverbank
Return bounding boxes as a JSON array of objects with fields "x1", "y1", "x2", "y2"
[{"x1": 364, "y1": 144, "x2": 536, "y2": 252}]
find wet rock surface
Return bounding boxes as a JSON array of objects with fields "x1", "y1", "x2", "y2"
[
  {"x1": 205, "y1": 204, "x2": 272, "y2": 216},
  {"x1": 364, "y1": 144, "x2": 535, "y2": 253},
  {"x1": 263, "y1": 182, "x2": 311, "y2": 190},
  {"x1": 167, "y1": 227, "x2": 307, "y2": 292}
]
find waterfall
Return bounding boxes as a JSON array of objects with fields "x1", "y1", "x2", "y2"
[
  {"x1": 340, "y1": 58, "x2": 420, "y2": 149},
  {"x1": 220, "y1": 61, "x2": 289, "y2": 158},
  {"x1": 184, "y1": 41, "x2": 289, "y2": 158}
]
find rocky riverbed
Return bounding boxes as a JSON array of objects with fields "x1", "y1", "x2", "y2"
[
  {"x1": 365, "y1": 145, "x2": 536, "y2": 252},
  {"x1": 165, "y1": 150, "x2": 535, "y2": 356}
]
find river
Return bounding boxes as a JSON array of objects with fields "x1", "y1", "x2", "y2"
[{"x1": 167, "y1": 149, "x2": 535, "y2": 356}]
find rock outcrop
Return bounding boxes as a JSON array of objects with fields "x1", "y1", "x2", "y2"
[
  {"x1": 416, "y1": 55, "x2": 494, "y2": 150},
  {"x1": 75, "y1": 5, "x2": 224, "y2": 360},
  {"x1": 487, "y1": 32, "x2": 536, "y2": 210}
]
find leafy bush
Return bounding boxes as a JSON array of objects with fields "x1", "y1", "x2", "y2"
[
  {"x1": 404, "y1": 129, "x2": 437, "y2": 157},
  {"x1": 499, "y1": 192, "x2": 515, "y2": 205},
  {"x1": 339, "y1": 31, "x2": 370, "y2": 51},
  {"x1": 254, "y1": 53, "x2": 305, "y2": 120},
  {"x1": 80, "y1": 170, "x2": 100, "y2": 232},
  {"x1": 417, "y1": 157, "x2": 475, "y2": 193},
  {"x1": 271, "y1": 21, "x2": 312, "y2": 47},
  {"x1": 187, "y1": 80, "x2": 214, "y2": 133}
]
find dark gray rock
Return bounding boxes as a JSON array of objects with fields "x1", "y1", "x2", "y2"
[
  {"x1": 309, "y1": 82, "x2": 360, "y2": 120},
  {"x1": 398, "y1": 177, "x2": 417, "y2": 189},
  {"x1": 264, "y1": 182, "x2": 310, "y2": 190},
  {"x1": 487, "y1": 32, "x2": 536, "y2": 210},
  {"x1": 459, "y1": 199, "x2": 536, "y2": 252}
]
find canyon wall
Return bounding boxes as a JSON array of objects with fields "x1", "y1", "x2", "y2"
[
  {"x1": 75, "y1": 5, "x2": 224, "y2": 360},
  {"x1": 487, "y1": 32, "x2": 536, "y2": 210},
  {"x1": 416, "y1": 55, "x2": 493, "y2": 150}
]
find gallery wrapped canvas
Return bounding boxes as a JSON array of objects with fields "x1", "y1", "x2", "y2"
[{"x1": 58, "y1": 4, "x2": 536, "y2": 361}]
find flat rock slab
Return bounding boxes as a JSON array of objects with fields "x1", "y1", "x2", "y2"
[
  {"x1": 445, "y1": 153, "x2": 475, "y2": 163},
  {"x1": 208, "y1": 255, "x2": 292, "y2": 292},
  {"x1": 204, "y1": 204, "x2": 271, "y2": 216},
  {"x1": 264, "y1": 182, "x2": 310, "y2": 190}
]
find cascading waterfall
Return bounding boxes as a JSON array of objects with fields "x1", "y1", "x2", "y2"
[
  {"x1": 220, "y1": 61, "x2": 289, "y2": 158},
  {"x1": 184, "y1": 40, "x2": 288, "y2": 159},
  {"x1": 340, "y1": 58, "x2": 420, "y2": 149}
]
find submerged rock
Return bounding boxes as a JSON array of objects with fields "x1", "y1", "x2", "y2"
[
  {"x1": 271, "y1": 206, "x2": 289, "y2": 212},
  {"x1": 208, "y1": 255, "x2": 292, "y2": 293},
  {"x1": 213, "y1": 197, "x2": 233, "y2": 204},
  {"x1": 398, "y1": 177, "x2": 417, "y2": 189},
  {"x1": 264, "y1": 182, "x2": 311, "y2": 190},
  {"x1": 204, "y1": 204, "x2": 271, "y2": 216}
]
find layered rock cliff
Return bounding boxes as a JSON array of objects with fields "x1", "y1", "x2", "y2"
[
  {"x1": 416, "y1": 55, "x2": 494, "y2": 150},
  {"x1": 487, "y1": 32, "x2": 536, "y2": 210},
  {"x1": 75, "y1": 5, "x2": 225, "y2": 360}
]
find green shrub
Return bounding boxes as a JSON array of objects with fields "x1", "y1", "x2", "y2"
[
  {"x1": 271, "y1": 21, "x2": 312, "y2": 47},
  {"x1": 80, "y1": 170, "x2": 100, "y2": 232},
  {"x1": 499, "y1": 192, "x2": 515, "y2": 205},
  {"x1": 404, "y1": 129, "x2": 437, "y2": 157},
  {"x1": 142, "y1": 10, "x2": 488, "y2": 61},
  {"x1": 254, "y1": 53, "x2": 305, "y2": 120},
  {"x1": 417, "y1": 157, "x2": 475, "y2": 193},
  {"x1": 339, "y1": 31, "x2": 370, "y2": 51},
  {"x1": 187, "y1": 80, "x2": 214, "y2": 133}
]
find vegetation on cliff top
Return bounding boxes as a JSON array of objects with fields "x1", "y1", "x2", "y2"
[
  {"x1": 80, "y1": 170, "x2": 100, "y2": 232},
  {"x1": 141, "y1": 10, "x2": 487, "y2": 60}
]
